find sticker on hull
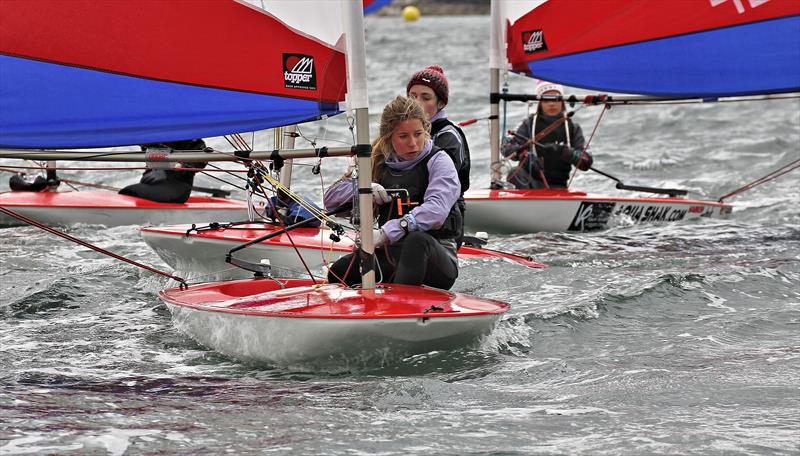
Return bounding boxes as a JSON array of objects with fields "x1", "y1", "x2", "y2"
[
  {"x1": 613, "y1": 203, "x2": 689, "y2": 223},
  {"x1": 568, "y1": 202, "x2": 615, "y2": 231},
  {"x1": 568, "y1": 202, "x2": 709, "y2": 231}
]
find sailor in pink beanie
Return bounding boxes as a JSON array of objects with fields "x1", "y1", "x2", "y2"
[{"x1": 406, "y1": 65, "x2": 471, "y2": 247}]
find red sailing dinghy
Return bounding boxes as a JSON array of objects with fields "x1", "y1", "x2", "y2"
[
  {"x1": 0, "y1": 1, "x2": 510, "y2": 364},
  {"x1": 140, "y1": 222, "x2": 544, "y2": 281},
  {"x1": 466, "y1": 189, "x2": 732, "y2": 234},
  {"x1": 161, "y1": 279, "x2": 509, "y2": 365},
  {"x1": 468, "y1": 0, "x2": 800, "y2": 234},
  {"x1": 155, "y1": 2, "x2": 508, "y2": 365},
  {"x1": 0, "y1": 191, "x2": 251, "y2": 228}
]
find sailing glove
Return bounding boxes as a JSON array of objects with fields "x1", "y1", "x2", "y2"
[
  {"x1": 501, "y1": 140, "x2": 526, "y2": 160},
  {"x1": 372, "y1": 228, "x2": 387, "y2": 248},
  {"x1": 561, "y1": 146, "x2": 593, "y2": 171},
  {"x1": 371, "y1": 183, "x2": 391, "y2": 205}
]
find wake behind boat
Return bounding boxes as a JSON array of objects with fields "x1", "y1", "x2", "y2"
[{"x1": 0, "y1": 190, "x2": 252, "y2": 228}]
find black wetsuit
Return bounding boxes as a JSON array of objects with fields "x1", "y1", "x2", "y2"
[{"x1": 502, "y1": 113, "x2": 587, "y2": 189}]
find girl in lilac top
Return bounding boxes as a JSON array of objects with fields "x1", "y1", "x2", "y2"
[{"x1": 324, "y1": 96, "x2": 461, "y2": 289}]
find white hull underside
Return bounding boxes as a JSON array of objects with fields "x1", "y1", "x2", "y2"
[{"x1": 166, "y1": 303, "x2": 502, "y2": 366}]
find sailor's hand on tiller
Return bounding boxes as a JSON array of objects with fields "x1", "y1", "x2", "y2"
[{"x1": 561, "y1": 145, "x2": 593, "y2": 171}]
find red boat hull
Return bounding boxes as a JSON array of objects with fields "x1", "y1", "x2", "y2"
[
  {"x1": 161, "y1": 278, "x2": 510, "y2": 365},
  {"x1": 0, "y1": 190, "x2": 252, "y2": 227}
]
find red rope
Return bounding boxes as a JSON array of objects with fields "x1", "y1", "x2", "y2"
[
  {"x1": 0, "y1": 206, "x2": 187, "y2": 287},
  {"x1": 718, "y1": 158, "x2": 800, "y2": 202},
  {"x1": 0, "y1": 165, "x2": 248, "y2": 173},
  {"x1": 569, "y1": 104, "x2": 608, "y2": 187},
  {"x1": 251, "y1": 171, "x2": 317, "y2": 283},
  {"x1": 60, "y1": 179, "x2": 119, "y2": 191}
]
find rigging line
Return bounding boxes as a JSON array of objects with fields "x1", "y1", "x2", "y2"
[
  {"x1": 252, "y1": 177, "x2": 317, "y2": 282},
  {"x1": 234, "y1": 133, "x2": 252, "y2": 151},
  {"x1": 201, "y1": 161, "x2": 254, "y2": 192},
  {"x1": 256, "y1": 169, "x2": 335, "y2": 226},
  {"x1": 0, "y1": 206, "x2": 187, "y2": 286},
  {"x1": 0, "y1": 164, "x2": 249, "y2": 172},
  {"x1": 233, "y1": 134, "x2": 249, "y2": 151},
  {"x1": 0, "y1": 147, "x2": 243, "y2": 162},
  {"x1": 599, "y1": 93, "x2": 800, "y2": 106},
  {"x1": 347, "y1": 114, "x2": 356, "y2": 145},
  {"x1": 233, "y1": 133, "x2": 251, "y2": 151},
  {"x1": 292, "y1": 123, "x2": 355, "y2": 149},
  {"x1": 184, "y1": 264, "x2": 325, "y2": 284},
  {"x1": 295, "y1": 124, "x2": 317, "y2": 148},
  {"x1": 200, "y1": 170, "x2": 248, "y2": 193},
  {"x1": 0, "y1": 166, "x2": 77, "y2": 191},
  {"x1": 61, "y1": 180, "x2": 81, "y2": 192},
  {"x1": 223, "y1": 135, "x2": 242, "y2": 151},
  {"x1": 0, "y1": 164, "x2": 147, "y2": 171},
  {"x1": 568, "y1": 104, "x2": 609, "y2": 188},
  {"x1": 224, "y1": 134, "x2": 251, "y2": 152},
  {"x1": 56, "y1": 178, "x2": 120, "y2": 192},
  {"x1": 718, "y1": 158, "x2": 800, "y2": 202}
]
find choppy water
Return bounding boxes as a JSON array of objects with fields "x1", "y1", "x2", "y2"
[{"x1": 2, "y1": 15, "x2": 799, "y2": 456}]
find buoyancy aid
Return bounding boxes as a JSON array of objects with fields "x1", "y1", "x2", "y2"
[
  {"x1": 529, "y1": 113, "x2": 577, "y2": 188},
  {"x1": 431, "y1": 118, "x2": 470, "y2": 195},
  {"x1": 377, "y1": 148, "x2": 462, "y2": 241}
]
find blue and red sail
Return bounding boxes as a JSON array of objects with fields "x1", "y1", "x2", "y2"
[
  {"x1": 507, "y1": 0, "x2": 800, "y2": 97},
  {"x1": 0, "y1": 1, "x2": 347, "y2": 149},
  {"x1": 363, "y1": 0, "x2": 393, "y2": 15}
]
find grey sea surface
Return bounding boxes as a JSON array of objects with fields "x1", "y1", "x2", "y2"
[{"x1": 2, "y1": 15, "x2": 799, "y2": 456}]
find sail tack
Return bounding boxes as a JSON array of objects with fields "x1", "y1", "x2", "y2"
[
  {"x1": 0, "y1": 0, "x2": 347, "y2": 148},
  {"x1": 507, "y1": 0, "x2": 800, "y2": 97}
]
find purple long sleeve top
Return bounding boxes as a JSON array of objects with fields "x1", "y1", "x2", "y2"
[{"x1": 323, "y1": 139, "x2": 459, "y2": 244}]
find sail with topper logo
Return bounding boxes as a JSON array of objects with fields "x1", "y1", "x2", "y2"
[
  {"x1": 505, "y1": 0, "x2": 800, "y2": 97},
  {"x1": 283, "y1": 54, "x2": 317, "y2": 90},
  {"x1": 0, "y1": 0, "x2": 347, "y2": 149},
  {"x1": 521, "y1": 30, "x2": 547, "y2": 54}
]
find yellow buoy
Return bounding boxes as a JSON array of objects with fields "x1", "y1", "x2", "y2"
[{"x1": 402, "y1": 5, "x2": 421, "y2": 22}]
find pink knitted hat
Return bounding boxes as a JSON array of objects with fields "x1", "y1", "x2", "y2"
[{"x1": 406, "y1": 65, "x2": 449, "y2": 105}]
